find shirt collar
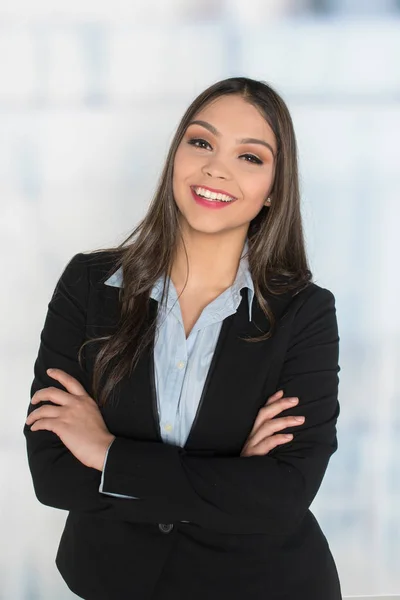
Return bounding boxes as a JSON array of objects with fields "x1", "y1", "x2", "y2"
[{"x1": 104, "y1": 238, "x2": 255, "y2": 321}]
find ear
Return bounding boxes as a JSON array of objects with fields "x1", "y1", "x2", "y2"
[{"x1": 264, "y1": 196, "x2": 272, "y2": 207}]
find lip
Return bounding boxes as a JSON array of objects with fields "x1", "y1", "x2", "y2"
[
  {"x1": 190, "y1": 187, "x2": 237, "y2": 210},
  {"x1": 190, "y1": 184, "x2": 238, "y2": 200}
]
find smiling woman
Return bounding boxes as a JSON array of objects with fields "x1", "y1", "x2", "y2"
[
  {"x1": 172, "y1": 94, "x2": 276, "y2": 232},
  {"x1": 24, "y1": 76, "x2": 341, "y2": 600}
]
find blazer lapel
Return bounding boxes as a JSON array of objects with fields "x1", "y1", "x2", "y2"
[
  {"x1": 181, "y1": 288, "x2": 288, "y2": 455},
  {"x1": 91, "y1": 258, "x2": 293, "y2": 455},
  {"x1": 87, "y1": 272, "x2": 160, "y2": 443}
]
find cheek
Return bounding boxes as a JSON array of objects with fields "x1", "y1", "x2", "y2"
[
  {"x1": 240, "y1": 172, "x2": 271, "y2": 204},
  {"x1": 172, "y1": 149, "x2": 190, "y2": 200},
  {"x1": 173, "y1": 145, "x2": 193, "y2": 178}
]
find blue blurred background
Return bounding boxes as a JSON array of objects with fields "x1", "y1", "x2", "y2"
[{"x1": 2, "y1": 1, "x2": 399, "y2": 598}]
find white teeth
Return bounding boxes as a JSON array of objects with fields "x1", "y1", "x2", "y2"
[{"x1": 193, "y1": 186, "x2": 235, "y2": 202}]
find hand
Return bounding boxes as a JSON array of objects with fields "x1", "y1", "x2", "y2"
[
  {"x1": 26, "y1": 368, "x2": 115, "y2": 471},
  {"x1": 240, "y1": 390, "x2": 305, "y2": 457}
]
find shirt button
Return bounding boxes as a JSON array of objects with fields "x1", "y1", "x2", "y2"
[
  {"x1": 159, "y1": 523, "x2": 174, "y2": 534},
  {"x1": 177, "y1": 360, "x2": 185, "y2": 369}
]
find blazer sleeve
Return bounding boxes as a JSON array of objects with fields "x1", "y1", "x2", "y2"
[
  {"x1": 100, "y1": 285, "x2": 341, "y2": 535},
  {"x1": 23, "y1": 253, "x2": 141, "y2": 518},
  {"x1": 99, "y1": 439, "x2": 140, "y2": 499}
]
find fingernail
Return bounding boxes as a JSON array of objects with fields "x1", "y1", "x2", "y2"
[
  {"x1": 294, "y1": 416, "x2": 305, "y2": 422},
  {"x1": 289, "y1": 397, "x2": 298, "y2": 404},
  {"x1": 284, "y1": 434, "x2": 293, "y2": 439}
]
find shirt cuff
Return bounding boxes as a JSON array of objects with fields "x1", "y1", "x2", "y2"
[{"x1": 99, "y1": 437, "x2": 140, "y2": 499}]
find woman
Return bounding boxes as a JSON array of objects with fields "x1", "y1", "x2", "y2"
[{"x1": 24, "y1": 76, "x2": 342, "y2": 599}]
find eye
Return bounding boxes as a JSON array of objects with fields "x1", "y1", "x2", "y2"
[
  {"x1": 187, "y1": 137, "x2": 212, "y2": 150},
  {"x1": 240, "y1": 154, "x2": 263, "y2": 165},
  {"x1": 186, "y1": 137, "x2": 263, "y2": 165}
]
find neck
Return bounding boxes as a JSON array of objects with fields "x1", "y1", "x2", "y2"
[{"x1": 170, "y1": 228, "x2": 248, "y2": 294}]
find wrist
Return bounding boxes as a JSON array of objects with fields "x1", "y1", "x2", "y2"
[{"x1": 92, "y1": 434, "x2": 116, "y2": 472}]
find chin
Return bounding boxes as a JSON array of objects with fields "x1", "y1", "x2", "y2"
[
  {"x1": 183, "y1": 221, "x2": 230, "y2": 236},
  {"x1": 183, "y1": 218, "x2": 243, "y2": 239}
]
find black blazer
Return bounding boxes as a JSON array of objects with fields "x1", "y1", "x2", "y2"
[{"x1": 24, "y1": 251, "x2": 342, "y2": 600}]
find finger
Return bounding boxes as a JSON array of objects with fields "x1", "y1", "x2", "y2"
[
  {"x1": 251, "y1": 397, "x2": 299, "y2": 432},
  {"x1": 268, "y1": 414, "x2": 305, "y2": 435},
  {"x1": 247, "y1": 415, "x2": 304, "y2": 448},
  {"x1": 31, "y1": 386, "x2": 73, "y2": 406},
  {"x1": 263, "y1": 395, "x2": 299, "y2": 418},
  {"x1": 244, "y1": 433, "x2": 293, "y2": 457},
  {"x1": 46, "y1": 368, "x2": 87, "y2": 397},
  {"x1": 26, "y1": 405, "x2": 62, "y2": 425},
  {"x1": 265, "y1": 390, "x2": 284, "y2": 405},
  {"x1": 30, "y1": 417, "x2": 60, "y2": 433}
]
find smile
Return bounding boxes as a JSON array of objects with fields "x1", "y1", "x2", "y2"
[
  {"x1": 190, "y1": 185, "x2": 237, "y2": 202},
  {"x1": 190, "y1": 186, "x2": 238, "y2": 210}
]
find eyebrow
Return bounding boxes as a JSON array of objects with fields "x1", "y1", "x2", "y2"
[{"x1": 187, "y1": 119, "x2": 276, "y2": 159}]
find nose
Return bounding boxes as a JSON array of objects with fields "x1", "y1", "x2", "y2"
[{"x1": 201, "y1": 156, "x2": 231, "y2": 180}]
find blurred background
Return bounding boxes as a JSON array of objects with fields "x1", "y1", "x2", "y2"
[{"x1": 1, "y1": 0, "x2": 399, "y2": 598}]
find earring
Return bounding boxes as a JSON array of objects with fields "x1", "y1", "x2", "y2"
[{"x1": 265, "y1": 197, "x2": 272, "y2": 206}]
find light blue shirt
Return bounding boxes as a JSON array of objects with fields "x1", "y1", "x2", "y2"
[{"x1": 99, "y1": 239, "x2": 254, "y2": 519}]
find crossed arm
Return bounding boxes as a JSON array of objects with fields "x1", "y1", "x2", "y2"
[{"x1": 24, "y1": 253, "x2": 340, "y2": 535}]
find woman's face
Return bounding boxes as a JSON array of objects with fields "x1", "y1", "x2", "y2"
[{"x1": 172, "y1": 94, "x2": 277, "y2": 237}]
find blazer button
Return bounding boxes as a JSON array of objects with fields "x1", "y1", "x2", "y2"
[{"x1": 158, "y1": 523, "x2": 174, "y2": 534}]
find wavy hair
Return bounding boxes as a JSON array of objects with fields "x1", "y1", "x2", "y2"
[{"x1": 78, "y1": 76, "x2": 312, "y2": 407}]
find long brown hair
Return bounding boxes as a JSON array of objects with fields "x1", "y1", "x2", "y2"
[{"x1": 78, "y1": 76, "x2": 312, "y2": 407}]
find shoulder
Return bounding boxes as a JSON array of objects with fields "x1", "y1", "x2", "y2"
[
  {"x1": 287, "y1": 282, "x2": 338, "y2": 340},
  {"x1": 265, "y1": 280, "x2": 336, "y2": 321},
  {"x1": 62, "y1": 249, "x2": 122, "y2": 288},
  {"x1": 292, "y1": 281, "x2": 336, "y2": 309}
]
